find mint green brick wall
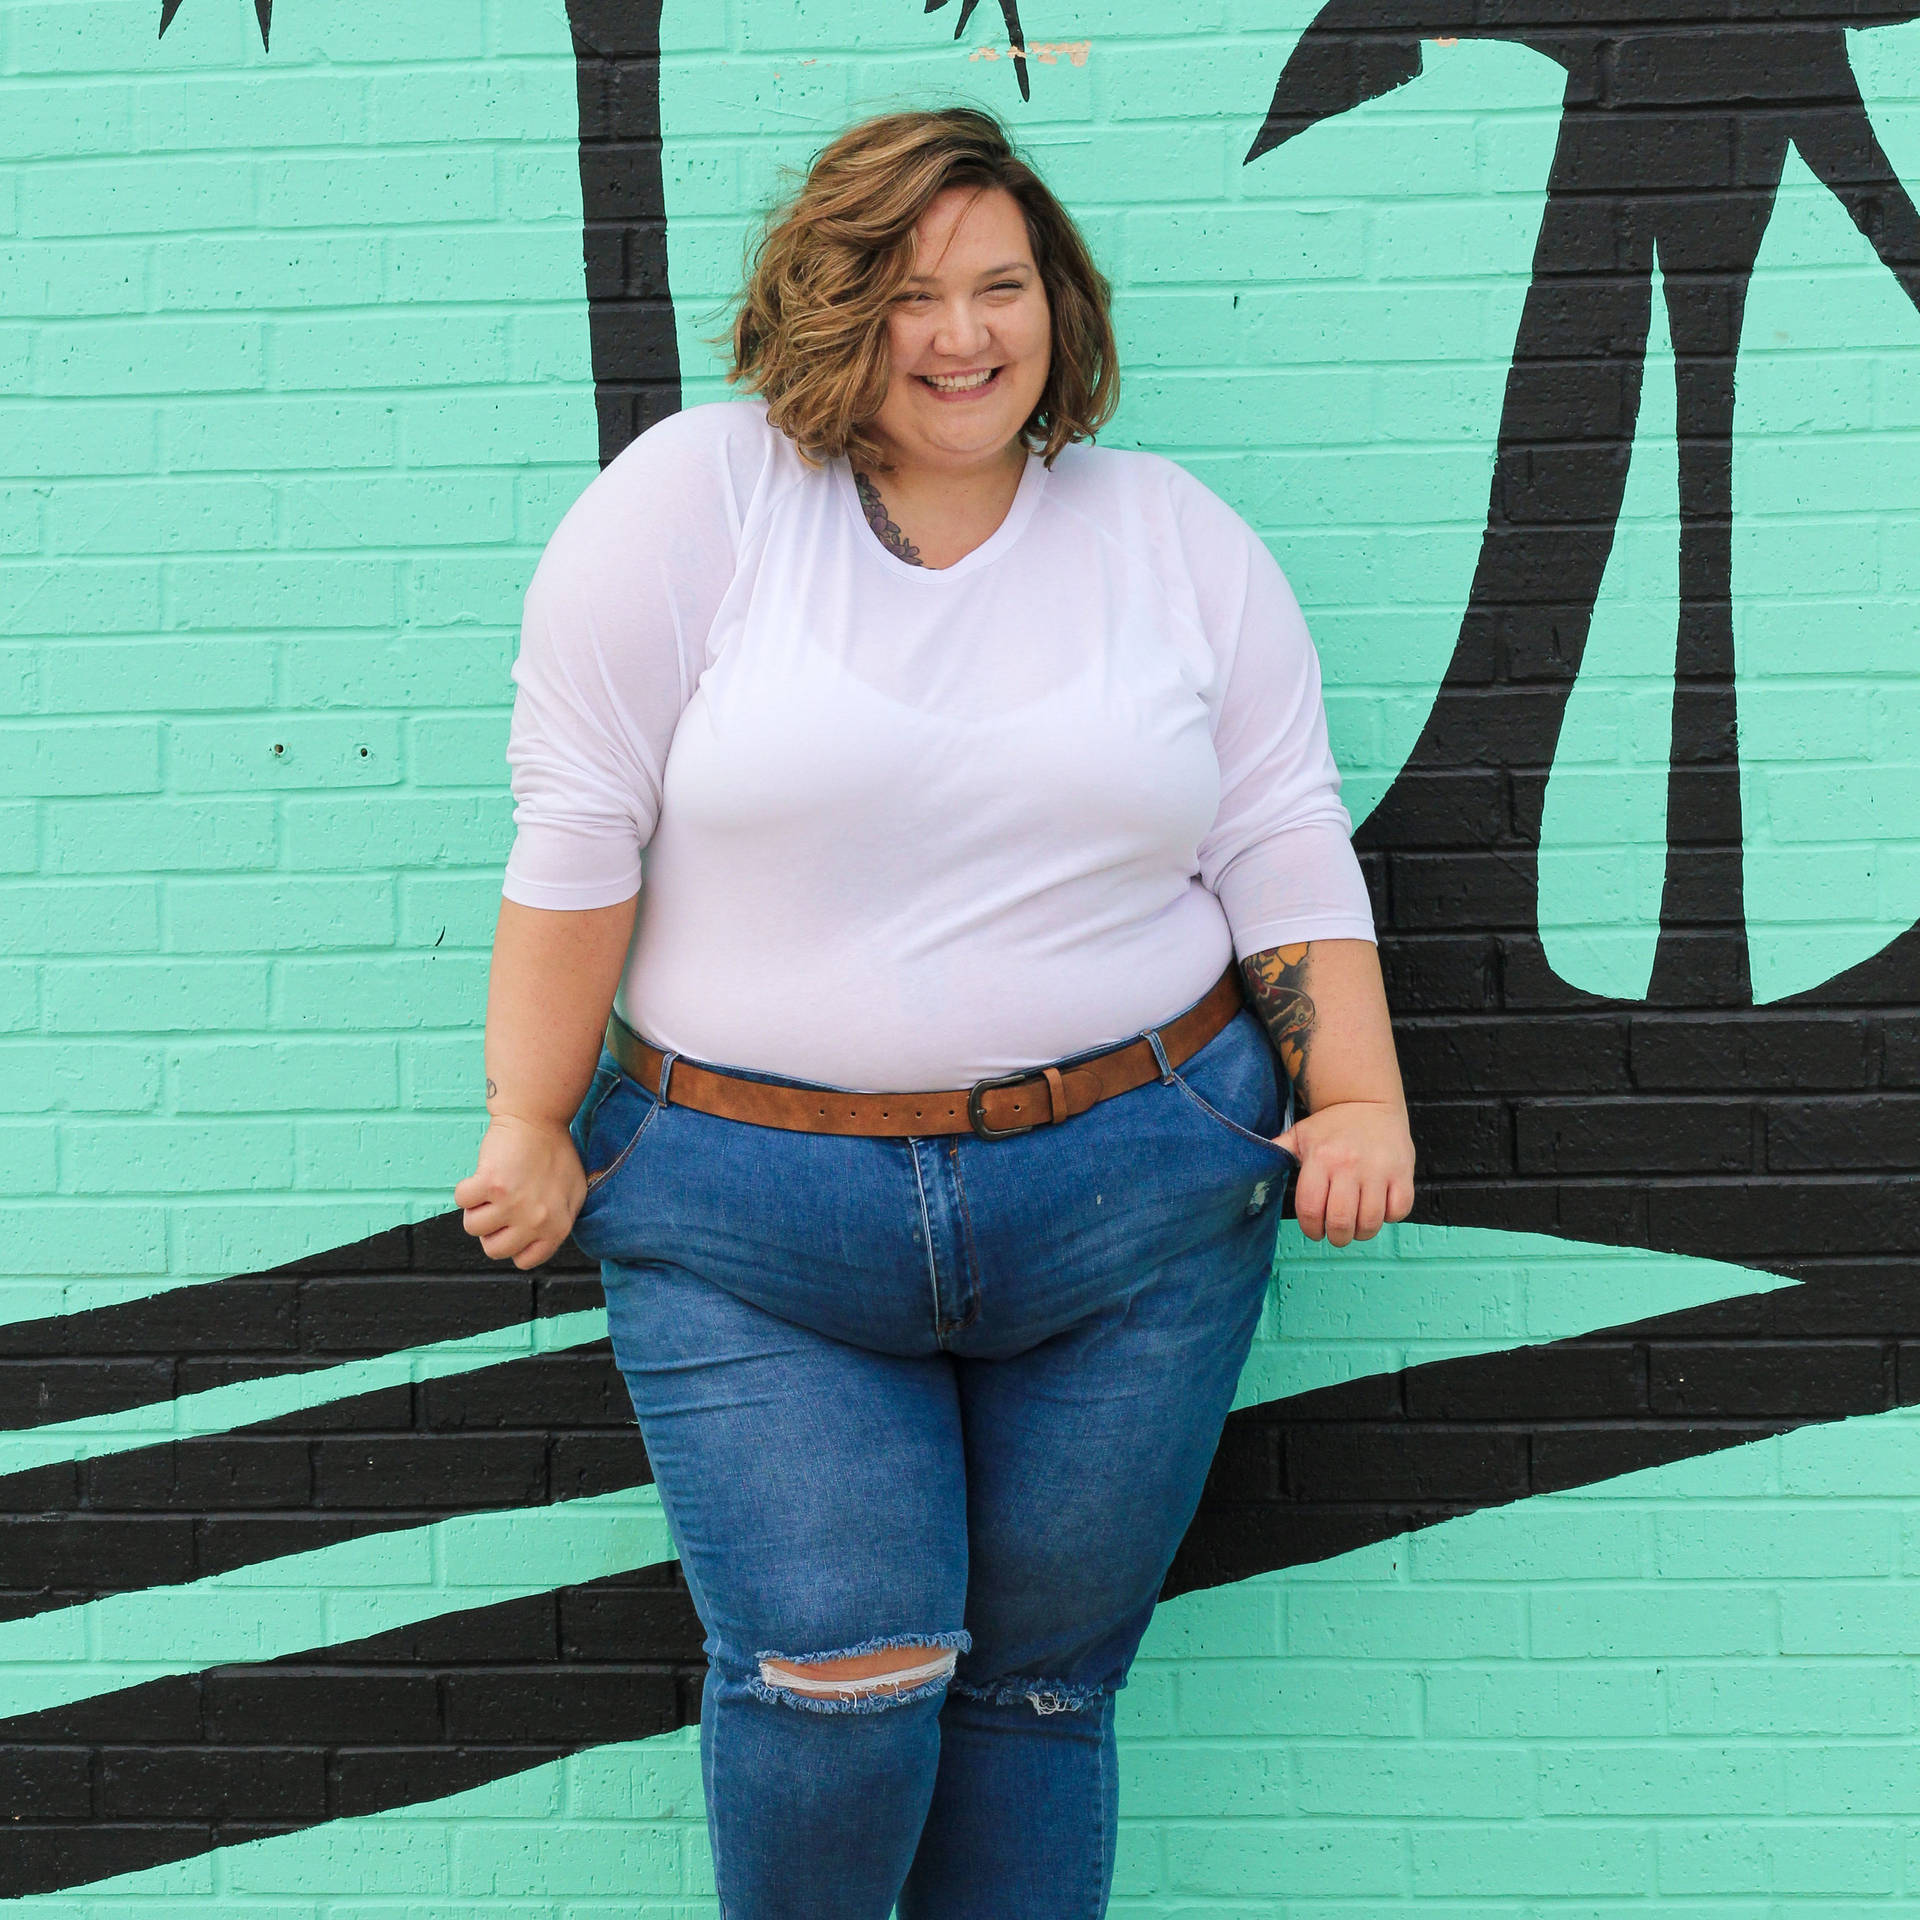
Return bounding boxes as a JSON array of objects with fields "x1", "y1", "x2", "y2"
[
  {"x1": 0, "y1": 0, "x2": 598, "y2": 1301},
  {"x1": 11, "y1": 0, "x2": 1920, "y2": 1911}
]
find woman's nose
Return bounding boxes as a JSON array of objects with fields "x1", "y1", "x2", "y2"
[{"x1": 929, "y1": 299, "x2": 993, "y2": 359}]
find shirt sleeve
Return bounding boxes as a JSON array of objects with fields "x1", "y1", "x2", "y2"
[
  {"x1": 500, "y1": 404, "x2": 763, "y2": 911},
  {"x1": 1182, "y1": 475, "x2": 1378, "y2": 955}
]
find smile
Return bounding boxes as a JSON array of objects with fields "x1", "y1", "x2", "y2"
[{"x1": 920, "y1": 368, "x2": 1000, "y2": 394}]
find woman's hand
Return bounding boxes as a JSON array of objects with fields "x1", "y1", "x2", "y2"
[
  {"x1": 458, "y1": 896, "x2": 638, "y2": 1269},
  {"x1": 454, "y1": 1114, "x2": 589, "y2": 1269},
  {"x1": 1275, "y1": 1098, "x2": 1416, "y2": 1246}
]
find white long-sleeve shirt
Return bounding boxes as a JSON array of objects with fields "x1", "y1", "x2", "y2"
[{"x1": 501, "y1": 398, "x2": 1374, "y2": 1090}]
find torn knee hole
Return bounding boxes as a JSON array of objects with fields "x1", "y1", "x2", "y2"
[{"x1": 757, "y1": 1643, "x2": 957, "y2": 1702}]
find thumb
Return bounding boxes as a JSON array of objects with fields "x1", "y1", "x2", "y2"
[{"x1": 1274, "y1": 1125, "x2": 1299, "y2": 1157}]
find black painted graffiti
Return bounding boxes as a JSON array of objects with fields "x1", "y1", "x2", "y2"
[
  {"x1": 159, "y1": 0, "x2": 271, "y2": 48},
  {"x1": 971, "y1": 6, "x2": 1920, "y2": 1285}
]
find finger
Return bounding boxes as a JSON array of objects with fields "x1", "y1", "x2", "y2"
[
  {"x1": 1321, "y1": 1172, "x2": 1360, "y2": 1248},
  {"x1": 514, "y1": 1235, "x2": 561, "y2": 1271},
  {"x1": 1274, "y1": 1126, "x2": 1299, "y2": 1159},
  {"x1": 1386, "y1": 1176, "x2": 1416, "y2": 1224},
  {"x1": 1354, "y1": 1176, "x2": 1388, "y2": 1242},
  {"x1": 478, "y1": 1220, "x2": 535, "y2": 1264},
  {"x1": 1291, "y1": 1159, "x2": 1329, "y2": 1240},
  {"x1": 461, "y1": 1201, "x2": 511, "y2": 1239},
  {"x1": 453, "y1": 1173, "x2": 493, "y2": 1210}
]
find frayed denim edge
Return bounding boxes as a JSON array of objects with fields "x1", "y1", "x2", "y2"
[
  {"x1": 949, "y1": 1674, "x2": 1112, "y2": 1716},
  {"x1": 745, "y1": 1629, "x2": 972, "y2": 1718}
]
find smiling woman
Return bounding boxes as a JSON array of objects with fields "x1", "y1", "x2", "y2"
[{"x1": 454, "y1": 105, "x2": 1411, "y2": 1918}]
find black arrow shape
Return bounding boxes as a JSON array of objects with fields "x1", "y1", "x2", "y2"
[{"x1": 159, "y1": 0, "x2": 270, "y2": 50}]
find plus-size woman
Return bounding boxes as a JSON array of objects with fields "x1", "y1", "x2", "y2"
[{"x1": 456, "y1": 107, "x2": 1414, "y2": 1920}]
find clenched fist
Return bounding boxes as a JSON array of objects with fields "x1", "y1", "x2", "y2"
[{"x1": 454, "y1": 1114, "x2": 588, "y2": 1270}]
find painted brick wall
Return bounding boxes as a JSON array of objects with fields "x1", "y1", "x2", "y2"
[{"x1": 9, "y1": 0, "x2": 1920, "y2": 1911}]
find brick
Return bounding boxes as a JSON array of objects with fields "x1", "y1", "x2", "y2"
[
  {"x1": 98, "y1": 1747, "x2": 328, "y2": 1822},
  {"x1": 256, "y1": 150, "x2": 495, "y2": 228},
  {"x1": 1411, "y1": 1824, "x2": 1651, "y2": 1896},
  {"x1": 61, "y1": 1119, "x2": 295, "y2": 1193},
  {"x1": 1657, "y1": 1821, "x2": 1898, "y2": 1895},
  {"x1": 280, "y1": 475, "x2": 518, "y2": 551},
  {"x1": 1539, "y1": 1744, "x2": 1781, "y2": 1818},
  {"x1": 1516, "y1": 1098, "x2": 1753, "y2": 1174},
  {"x1": 1531, "y1": 1585, "x2": 1776, "y2": 1658},
  {"x1": 18, "y1": 157, "x2": 255, "y2": 237},
  {"x1": 0, "y1": 721, "x2": 161, "y2": 798},
  {"x1": 35, "y1": 319, "x2": 264, "y2": 396},
  {"x1": 160, "y1": 396, "x2": 399, "y2": 474},
  {"x1": 1166, "y1": 1821, "x2": 1408, "y2": 1897},
  {"x1": 164, "y1": 555, "x2": 399, "y2": 630},
  {"x1": 136, "y1": 71, "x2": 371, "y2": 150},
  {"x1": 1287, "y1": 1588, "x2": 1525, "y2": 1660},
  {"x1": 270, "y1": 954, "x2": 488, "y2": 1031},
  {"x1": 1288, "y1": 1742, "x2": 1533, "y2": 1818},
  {"x1": 1647, "y1": 1340, "x2": 1889, "y2": 1418},
  {"x1": 1654, "y1": 1504, "x2": 1894, "y2": 1579},
  {"x1": 312, "y1": 1435, "x2": 548, "y2": 1510},
  {"x1": 151, "y1": 232, "x2": 384, "y2": 312},
  {"x1": 0, "y1": 244, "x2": 145, "y2": 322},
  {"x1": 163, "y1": 876, "x2": 395, "y2": 953},
  {"x1": 46, "y1": 797, "x2": 274, "y2": 876},
  {"x1": 269, "y1": 312, "x2": 512, "y2": 392},
  {"x1": 0, "y1": 880, "x2": 158, "y2": 954},
  {"x1": 1176, "y1": 1661, "x2": 1418, "y2": 1738},
  {"x1": 167, "y1": 1038, "x2": 400, "y2": 1114},
  {"x1": 0, "y1": 1040, "x2": 163, "y2": 1112},
  {"x1": 1424, "y1": 1663, "x2": 1664, "y2": 1738},
  {"x1": 280, "y1": 795, "x2": 512, "y2": 869},
  {"x1": 43, "y1": 959, "x2": 269, "y2": 1032},
  {"x1": 166, "y1": 716, "x2": 403, "y2": 793},
  {"x1": 39, "y1": 640, "x2": 274, "y2": 712},
  {"x1": 1667, "y1": 1661, "x2": 1916, "y2": 1735}
]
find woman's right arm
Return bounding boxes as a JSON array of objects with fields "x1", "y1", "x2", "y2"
[{"x1": 453, "y1": 895, "x2": 637, "y2": 1269}]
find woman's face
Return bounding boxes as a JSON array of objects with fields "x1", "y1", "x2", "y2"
[{"x1": 869, "y1": 184, "x2": 1053, "y2": 475}]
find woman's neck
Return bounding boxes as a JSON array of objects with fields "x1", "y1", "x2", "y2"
[{"x1": 853, "y1": 438, "x2": 1029, "y2": 571}]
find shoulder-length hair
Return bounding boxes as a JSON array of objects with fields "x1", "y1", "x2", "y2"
[{"x1": 727, "y1": 107, "x2": 1118, "y2": 472}]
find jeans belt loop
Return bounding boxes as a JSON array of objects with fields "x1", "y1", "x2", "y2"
[
  {"x1": 1146, "y1": 1029, "x2": 1175, "y2": 1083},
  {"x1": 656, "y1": 1049, "x2": 678, "y2": 1109}
]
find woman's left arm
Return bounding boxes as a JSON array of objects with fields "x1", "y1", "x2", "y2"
[{"x1": 1241, "y1": 937, "x2": 1415, "y2": 1246}]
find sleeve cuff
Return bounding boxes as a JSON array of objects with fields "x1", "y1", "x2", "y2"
[
  {"x1": 1230, "y1": 913, "x2": 1378, "y2": 958},
  {"x1": 500, "y1": 871, "x2": 642, "y2": 911}
]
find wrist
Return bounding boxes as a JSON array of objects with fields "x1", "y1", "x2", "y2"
[{"x1": 485, "y1": 1107, "x2": 574, "y2": 1137}]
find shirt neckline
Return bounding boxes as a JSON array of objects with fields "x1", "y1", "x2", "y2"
[{"x1": 833, "y1": 446, "x2": 1048, "y2": 582}]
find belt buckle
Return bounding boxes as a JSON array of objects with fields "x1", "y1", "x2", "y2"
[{"x1": 967, "y1": 1069, "x2": 1046, "y2": 1141}]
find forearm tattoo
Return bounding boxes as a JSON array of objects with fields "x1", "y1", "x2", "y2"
[
  {"x1": 852, "y1": 471, "x2": 924, "y2": 567},
  {"x1": 1241, "y1": 943, "x2": 1316, "y2": 1096}
]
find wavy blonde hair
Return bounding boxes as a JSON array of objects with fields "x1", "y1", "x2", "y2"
[{"x1": 728, "y1": 108, "x2": 1118, "y2": 472}]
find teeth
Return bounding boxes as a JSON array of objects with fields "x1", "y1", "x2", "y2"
[{"x1": 924, "y1": 369, "x2": 995, "y2": 392}]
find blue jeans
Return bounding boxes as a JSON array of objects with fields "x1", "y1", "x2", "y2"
[{"x1": 570, "y1": 1004, "x2": 1292, "y2": 1920}]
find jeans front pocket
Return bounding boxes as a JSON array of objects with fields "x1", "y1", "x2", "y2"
[
  {"x1": 573, "y1": 1055, "x2": 660, "y2": 1206},
  {"x1": 1168, "y1": 1010, "x2": 1297, "y2": 1168}
]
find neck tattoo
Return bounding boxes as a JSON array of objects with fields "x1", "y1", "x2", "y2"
[{"x1": 852, "y1": 471, "x2": 924, "y2": 567}]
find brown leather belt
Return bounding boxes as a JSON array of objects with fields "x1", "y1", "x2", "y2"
[{"x1": 604, "y1": 965, "x2": 1246, "y2": 1141}]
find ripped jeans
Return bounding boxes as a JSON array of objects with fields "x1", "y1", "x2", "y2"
[{"x1": 570, "y1": 1005, "x2": 1291, "y2": 1920}]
